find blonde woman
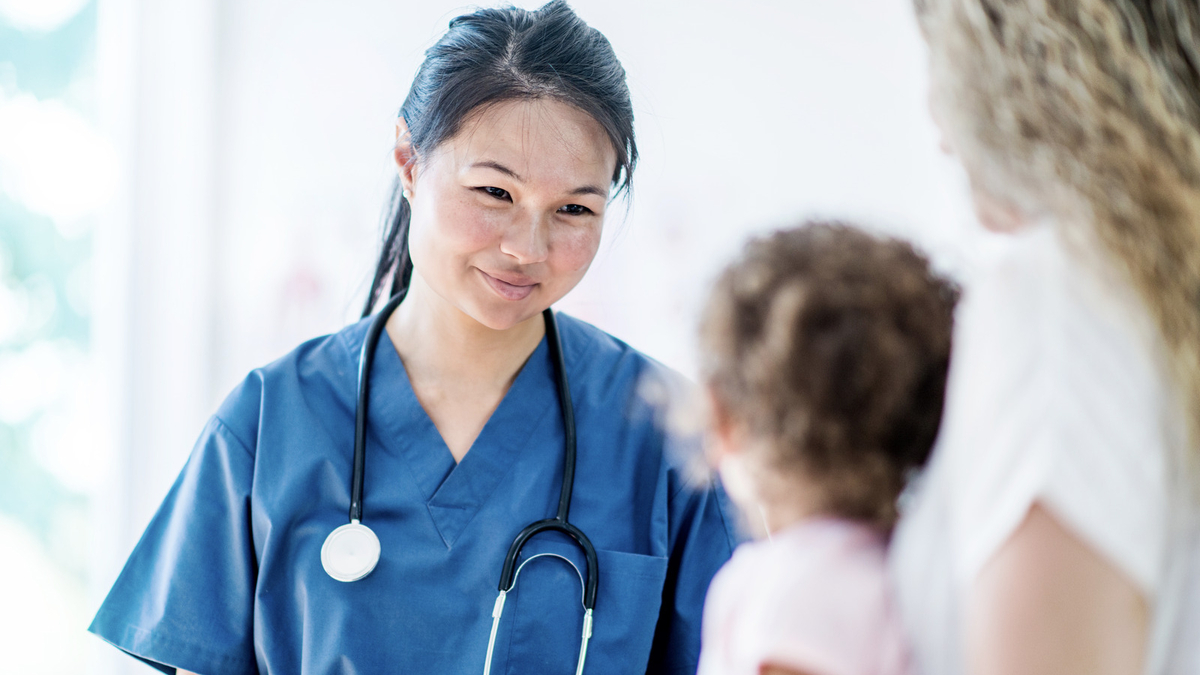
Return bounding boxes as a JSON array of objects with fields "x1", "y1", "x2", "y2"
[{"x1": 889, "y1": 2, "x2": 1200, "y2": 675}]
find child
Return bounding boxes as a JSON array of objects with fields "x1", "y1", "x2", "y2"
[{"x1": 696, "y1": 222, "x2": 957, "y2": 675}]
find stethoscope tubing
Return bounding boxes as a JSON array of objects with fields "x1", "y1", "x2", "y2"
[
  {"x1": 485, "y1": 553, "x2": 594, "y2": 675},
  {"x1": 350, "y1": 291, "x2": 406, "y2": 523},
  {"x1": 339, "y1": 290, "x2": 599, "y2": 673},
  {"x1": 345, "y1": 292, "x2": 598, "y2": 612},
  {"x1": 545, "y1": 307, "x2": 577, "y2": 524},
  {"x1": 493, "y1": 304, "x2": 599, "y2": 611}
]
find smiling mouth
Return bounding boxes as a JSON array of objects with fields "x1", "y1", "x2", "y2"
[{"x1": 478, "y1": 269, "x2": 538, "y2": 301}]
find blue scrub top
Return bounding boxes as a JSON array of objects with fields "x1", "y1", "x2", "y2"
[{"x1": 90, "y1": 313, "x2": 739, "y2": 675}]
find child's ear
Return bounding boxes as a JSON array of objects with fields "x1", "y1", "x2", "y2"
[{"x1": 705, "y1": 386, "x2": 743, "y2": 461}]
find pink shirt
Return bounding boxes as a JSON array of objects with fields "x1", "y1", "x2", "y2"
[{"x1": 698, "y1": 518, "x2": 912, "y2": 675}]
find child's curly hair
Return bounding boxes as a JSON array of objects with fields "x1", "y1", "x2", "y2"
[{"x1": 701, "y1": 223, "x2": 958, "y2": 529}]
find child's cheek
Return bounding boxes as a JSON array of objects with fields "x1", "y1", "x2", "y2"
[{"x1": 716, "y1": 454, "x2": 758, "y2": 514}]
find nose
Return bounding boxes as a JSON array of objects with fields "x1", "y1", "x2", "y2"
[
  {"x1": 939, "y1": 135, "x2": 954, "y2": 156},
  {"x1": 499, "y1": 211, "x2": 550, "y2": 265}
]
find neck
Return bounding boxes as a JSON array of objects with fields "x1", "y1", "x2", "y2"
[
  {"x1": 750, "y1": 462, "x2": 827, "y2": 537},
  {"x1": 385, "y1": 272, "x2": 547, "y2": 390},
  {"x1": 759, "y1": 498, "x2": 823, "y2": 536}
]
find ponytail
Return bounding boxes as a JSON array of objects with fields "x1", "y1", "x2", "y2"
[{"x1": 361, "y1": 178, "x2": 414, "y2": 318}]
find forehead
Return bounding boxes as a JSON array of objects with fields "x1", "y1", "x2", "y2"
[{"x1": 431, "y1": 98, "x2": 618, "y2": 189}]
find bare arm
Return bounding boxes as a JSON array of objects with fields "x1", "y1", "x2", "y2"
[{"x1": 967, "y1": 502, "x2": 1148, "y2": 675}]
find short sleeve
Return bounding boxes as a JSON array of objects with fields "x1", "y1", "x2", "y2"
[
  {"x1": 941, "y1": 228, "x2": 1170, "y2": 596},
  {"x1": 89, "y1": 410, "x2": 259, "y2": 674}
]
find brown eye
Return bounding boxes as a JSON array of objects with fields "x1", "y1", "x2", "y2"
[
  {"x1": 559, "y1": 204, "x2": 592, "y2": 216},
  {"x1": 479, "y1": 186, "x2": 511, "y2": 201}
]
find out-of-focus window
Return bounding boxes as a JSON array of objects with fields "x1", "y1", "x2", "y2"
[{"x1": 0, "y1": 1, "x2": 114, "y2": 672}]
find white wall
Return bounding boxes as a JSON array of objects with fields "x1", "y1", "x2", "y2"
[
  {"x1": 90, "y1": 1, "x2": 978, "y2": 672},
  {"x1": 209, "y1": 0, "x2": 976, "y2": 395}
]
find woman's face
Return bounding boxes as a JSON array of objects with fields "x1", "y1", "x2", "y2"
[
  {"x1": 397, "y1": 98, "x2": 617, "y2": 331},
  {"x1": 928, "y1": 82, "x2": 1032, "y2": 234}
]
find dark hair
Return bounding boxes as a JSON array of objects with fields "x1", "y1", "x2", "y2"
[
  {"x1": 700, "y1": 222, "x2": 959, "y2": 529},
  {"x1": 362, "y1": 0, "x2": 637, "y2": 316}
]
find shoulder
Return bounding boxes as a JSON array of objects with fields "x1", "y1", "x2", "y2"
[
  {"x1": 555, "y1": 312, "x2": 690, "y2": 421},
  {"x1": 956, "y1": 224, "x2": 1162, "y2": 387},
  {"x1": 770, "y1": 522, "x2": 891, "y2": 610},
  {"x1": 937, "y1": 224, "x2": 1175, "y2": 592},
  {"x1": 212, "y1": 318, "x2": 369, "y2": 454},
  {"x1": 710, "y1": 522, "x2": 903, "y2": 674},
  {"x1": 947, "y1": 223, "x2": 1171, "y2": 451},
  {"x1": 554, "y1": 313, "x2": 729, "y2": 514},
  {"x1": 555, "y1": 312, "x2": 686, "y2": 390},
  {"x1": 715, "y1": 522, "x2": 890, "y2": 614}
]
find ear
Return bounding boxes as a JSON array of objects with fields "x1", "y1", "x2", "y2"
[
  {"x1": 705, "y1": 386, "x2": 744, "y2": 463},
  {"x1": 394, "y1": 118, "x2": 419, "y2": 196}
]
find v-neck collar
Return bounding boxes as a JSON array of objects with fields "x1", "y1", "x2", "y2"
[{"x1": 365, "y1": 327, "x2": 560, "y2": 548}]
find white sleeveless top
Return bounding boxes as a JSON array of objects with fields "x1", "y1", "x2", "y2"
[{"x1": 888, "y1": 224, "x2": 1200, "y2": 675}]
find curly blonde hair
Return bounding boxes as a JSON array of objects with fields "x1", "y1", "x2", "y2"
[
  {"x1": 701, "y1": 223, "x2": 958, "y2": 529},
  {"x1": 915, "y1": 0, "x2": 1200, "y2": 450}
]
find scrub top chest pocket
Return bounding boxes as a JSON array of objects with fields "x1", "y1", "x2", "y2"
[{"x1": 497, "y1": 538, "x2": 669, "y2": 674}]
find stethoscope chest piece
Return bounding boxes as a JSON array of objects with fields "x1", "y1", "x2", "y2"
[{"x1": 321, "y1": 520, "x2": 381, "y2": 582}]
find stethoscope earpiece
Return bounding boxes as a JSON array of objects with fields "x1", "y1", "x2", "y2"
[{"x1": 321, "y1": 520, "x2": 381, "y2": 582}]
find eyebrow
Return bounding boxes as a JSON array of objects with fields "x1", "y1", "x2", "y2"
[{"x1": 470, "y1": 160, "x2": 609, "y2": 200}]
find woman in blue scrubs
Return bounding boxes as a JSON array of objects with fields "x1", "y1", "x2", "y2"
[{"x1": 89, "y1": 2, "x2": 737, "y2": 674}]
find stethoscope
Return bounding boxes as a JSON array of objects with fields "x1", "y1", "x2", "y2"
[{"x1": 319, "y1": 290, "x2": 598, "y2": 675}]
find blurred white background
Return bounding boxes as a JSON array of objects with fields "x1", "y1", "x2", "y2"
[{"x1": 0, "y1": 0, "x2": 981, "y2": 672}]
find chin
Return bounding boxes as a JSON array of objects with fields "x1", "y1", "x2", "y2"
[{"x1": 462, "y1": 298, "x2": 545, "y2": 332}]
